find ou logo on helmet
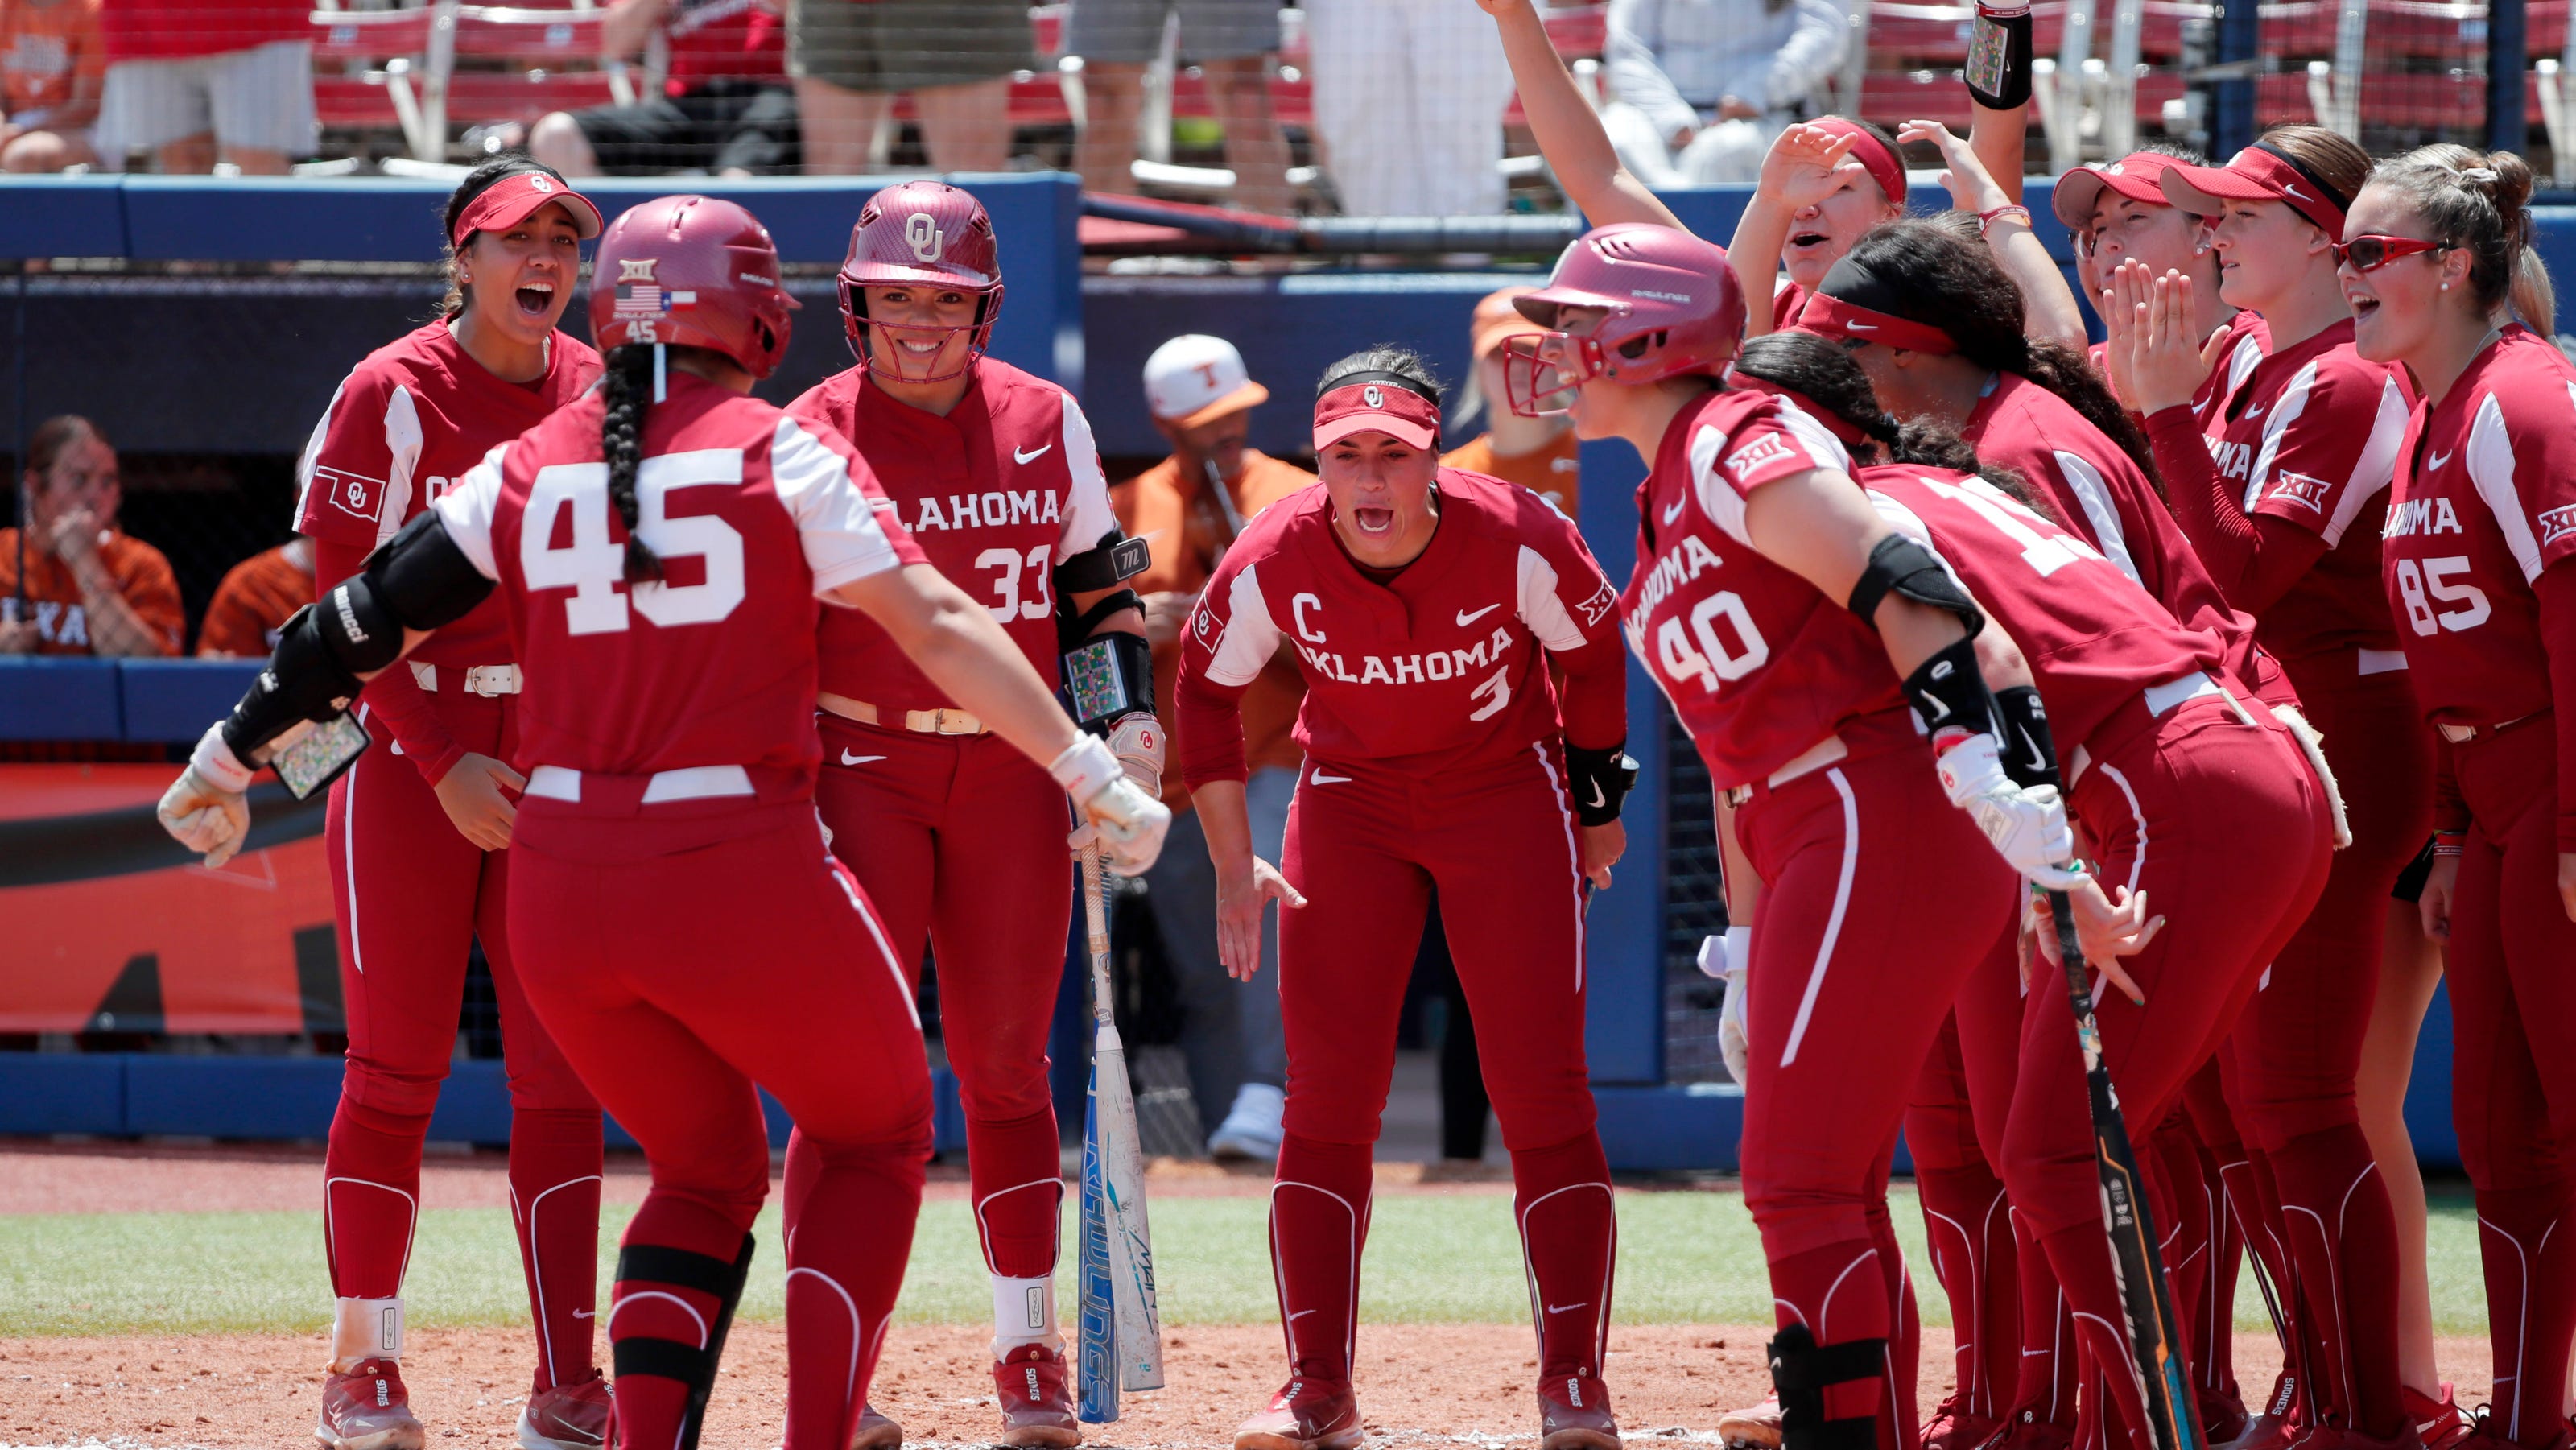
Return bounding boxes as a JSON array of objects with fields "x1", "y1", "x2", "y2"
[{"x1": 904, "y1": 213, "x2": 943, "y2": 262}]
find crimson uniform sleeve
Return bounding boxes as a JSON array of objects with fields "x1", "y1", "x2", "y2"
[
  {"x1": 2462, "y1": 372, "x2": 2576, "y2": 847},
  {"x1": 767, "y1": 417, "x2": 927, "y2": 593},
  {"x1": 1174, "y1": 551, "x2": 1287, "y2": 788},
  {"x1": 1513, "y1": 497, "x2": 1627, "y2": 752},
  {"x1": 2143, "y1": 405, "x2": 2326, "y2": 612},
  {"x1": 292, "y1": 367, "x2": 426, "y2": 552},
  {"x1": 1682, "y1": 393, "x2": 1854, "y2": 547}
]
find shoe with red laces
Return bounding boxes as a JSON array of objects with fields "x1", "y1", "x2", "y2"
[
  {"x1": 1235, "y1": 1378, "x2": 1364, "y2": 1450},
  {"x1": 993, "y1": 1342, "x2": 1080, "y2": 1448},
  {"x1": 852, "y1": 1402, "x2": 904, "y2": 1450},
  {"x1": 516, "y1": 1371, "x2": 610, "y2": 1450},
  {"x1": 1717, "y1": 1396, "x2": 1781, "y2": 1450},
  {"x1": 1924, "y1": 1394, "x2": 2000, "y2": 1450},
  {"x1": 2402, "y1": 1386, "x2": 2472, "y2": 1450},
  {"x1": 1979, "y1": 1405, "x2": 2075, "y2": 1450},
  {"x1": 1538, "y1": 1371, "x2": 1621, "y2": 1450},
  {"x1": 316, "y1": 1357, "x2": 426, "y2": 1450}
]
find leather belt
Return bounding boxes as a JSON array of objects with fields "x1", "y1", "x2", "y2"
[
  {"x1": 523, "y1": 764, "x2": 753, "y2": 804},
  {"x1": 819, "y1": 692, "x2": 986, "y2": 736},
  {"x1": 2356, "y1": 647, "x2": 2409, "y2": 676},
  {"x1": 2438, "y1": 713, "x2": 2533, "y2": 745},
  {"x1": 411, "y1": 662, "x2": 522, "y2": 696},
  {"x1": 1721, "y1": 733, "x2": 1852, "y2": 808}
]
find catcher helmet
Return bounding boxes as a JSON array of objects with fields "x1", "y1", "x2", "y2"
[
  {"x1": 837, "y1": 180, "x2": 1004, "y2": 384},
  {"x1": 589, "y1": 194, "x2": 796, "y2": 379},
  {"x1": 1501, "y1": 224, "x2": 1746, "y2": 416}
]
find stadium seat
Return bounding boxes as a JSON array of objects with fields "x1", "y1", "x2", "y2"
[
  {"x1": 445, "y1": 67, "x2": 622, "y2": 125},
  {"x1": 453, "y1": 5, "x2": 634, "y2": 107},
  {"x1": 309, "y1": 3, "x2": 449, "y2": 161}
]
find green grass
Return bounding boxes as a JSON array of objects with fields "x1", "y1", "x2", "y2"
[{"x1": 0, "y1": 1187, "x2": 2490, "y2": 1339}]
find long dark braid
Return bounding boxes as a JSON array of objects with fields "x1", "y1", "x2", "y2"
[{"x1": 600, "y1": 345, "x2": 663, "y2": 582}]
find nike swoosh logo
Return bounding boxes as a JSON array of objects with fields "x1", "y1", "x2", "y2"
[
  {"x1": 572, "y1": 1309, "x2": 592, "y2": 1319},
  {"x1": 1546, "y1": 1302, "x2": 1589, "y2": 1314},
  {"x1": 2283, "y1": 184, "x2": 2314, "y2": 202},
  {"x1": 840, "y1": 751, "x2": 887, "y2": 766},
  {"x1": 1015, "y1": 442, "x2": 1053, "y2": 465},
  {"x1": 1456, "y1": 604, "x2": 1501, "y2": 626},
  {"x1": 1289, "y1": 1309, "x2": 1316, "y2": 1321},
  {"x1": 2244, "y1": 402, "x2": 2264, "y2": 417},
  {"x1": 2020, "y1": 729, "x2": 2051, "y2": 776},
  {"x1": 2427, "y1": 449, "x2": 2454, "y2": 469},
  {"x1": 1311, "y1": 770, "x2": 1352, "y2": 784},
  {"x1": 1662, "y1": 497, "x2": 1686, "y2": 526},
  {"x1": 1847, "y1": 320, "x2": 1878, "y2": 331},
  {"x1": 1582, "y1": 781, "x2": 1605, "y2": 808}
]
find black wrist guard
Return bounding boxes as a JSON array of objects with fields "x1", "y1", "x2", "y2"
[
  {"x1": 1567, "y1": 741, "x2": 1639, "y2": 827},
  {"x1": 1966, "y1": 1, "x2": 2034, "y2": 109},
  {"x1": 1847, "y1": 533, "x2": 1985, "y2": 638},
  {"x1": 1054, "y1": 529, "x2": 1151, "y2": 594},
  {"x1": 1061, "y1": 628, "x2": 1157, "y2": 735},
  {"x1": 1056, "y1": 586, "x2": 1142, "y2": 651},
  {"x1": 1993, "y1": 685, "x2": 2062, "y2": 789},
  {"x1": 1901, "y1": 634, "x2": 2004, "y2": 750}
]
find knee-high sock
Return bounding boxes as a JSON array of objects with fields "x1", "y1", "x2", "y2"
[
  {"x1": 509, "y1": 1106, "x2": 604, "y2": 1393},
  {"x1": 2235, "y1": 1147, "x2": 2310, "y2": 1422},
  {"x1": 1918, "y1": 1160, "x2": 2018, "y2": 1420},
  {"x1": 783, "y1": 1136, "x2": 927, "y2": 1450},
  {"x1": 2187, "y1": 1127, "x2": 2248, "y2": 1404},
  {"x1": 324, "y1": 1097, "x2": 431, "y2": 1306},
  {"x1": 2012, "y1": 1208, "x2": 2080, "y2": 1427},
  {"x1": 1510, "y1": 1133, "x2": 1616, "y2": 1381},
  {"x1": 2475, "y1": 1182, "x2": 2576, "y2": 1448},
  {"x1": 609, "y1": 1193, "x2": 756, "y2": 1450},
  {"x1": 2034, "y1": 1221, "x2": 2166, "y2": 1450},
  {"x1": 1870, "y1": 1198, "x2": 1923, "y2": 1450},
  {"x1": 1273, "y1": 1134, "x2": 1374, "y2": 1384},
  {"x1": 2269, "y1": 1125, "x2": 2405, "y2": 1436},
  {"x1": 2147, "y1": 1125, "x2": 2222, "y2": 1419},
  {"x1": 968, "y1": 1108, "x2": 1063, "y2": 1281},
  {"x1": 1772, "y1": 1237, "x2": 1900, "y2": 1449}
]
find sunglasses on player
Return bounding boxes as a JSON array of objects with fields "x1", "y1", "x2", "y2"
[{"x1": 2332, "y1": 234, "x2": 2453, "y2": 272}]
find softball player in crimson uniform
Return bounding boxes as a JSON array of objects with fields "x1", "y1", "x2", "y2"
[
  {"x1": 288, "y1": 157, "x2": 613, "y2": 1450},
  {"x1": 2345, "y1": 149, "x2": 2576, "y2": 1450},
  {"x1": 159, "y1": 195, "x2": 1170, "y2": 1450},
  {"x1": 1174, "y1": 347, "x2": 1635, "y2": 1450},
  {"x1": 2053, "y1": 147, "x2": 2269, "y2": 411},
  {"x1": 1506, "y1": 224, "x2": 2103, "y2": 1450},
  {"x1": 2104, "y1": 128, "x2": 2436, "y2": 1450},
  {"x1": 782, "y1": 180, "x2": 1152, "y2": 1446}
]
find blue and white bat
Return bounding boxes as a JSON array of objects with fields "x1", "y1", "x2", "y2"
[{"x1": 1077, "y1": 844, "x2": 1163, "y2": 1423}]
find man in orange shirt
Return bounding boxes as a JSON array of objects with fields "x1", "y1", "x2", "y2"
[
  {"x1": 2, "y1": 0, "x2": 105, "y2": 171},
  {"x1": 1440, "y1": 286, "x2": 1580, "y2": 515},
  {"x1": 196, "y1": 536, "x2": 314, "y2": 657},
  {"x1": 1, "y1": 415, "x2": 180, "y2": 657},
  {"x1": 1112, "y1": 333, "x2": 1313, "y2": 1162}
]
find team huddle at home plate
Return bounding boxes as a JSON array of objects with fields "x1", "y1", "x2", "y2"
[{"x1": 148, "y1": 4, "x2": 2576, "y2": 1450}]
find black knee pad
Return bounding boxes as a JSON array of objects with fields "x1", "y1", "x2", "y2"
[{"x1": 1769, "y1": 1323, "x2": 1892, "y2": 1450}]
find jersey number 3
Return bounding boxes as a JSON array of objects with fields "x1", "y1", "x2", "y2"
[{"x1": 522, "y1": 452, "x2": 749, "y2": 635}]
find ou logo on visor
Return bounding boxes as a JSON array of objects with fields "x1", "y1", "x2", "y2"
[
  {"x1": 1363, "y1": 386, "x2": 1384, "y2": 408},
  {"x1": 905, "y1": 213, "x2": 943, "y2": 262}
]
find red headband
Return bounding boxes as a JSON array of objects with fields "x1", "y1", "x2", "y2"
[
  {"x1": 450, "y1": 169, "x2": 603, "y2": 249},
  {"x1": 1813, "y1": 118, "x2": 1906, "y2": 208},
  {"x1": 1313, "y1": 381, "x2": 1440, "y2": 451},
  {"x1": 1794, "y1": 291, "x2": 1957, "y2": 355}
]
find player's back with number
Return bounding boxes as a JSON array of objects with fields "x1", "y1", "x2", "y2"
[{"x1": 448, "y1": 377, "x2": 910, "y2": 791}]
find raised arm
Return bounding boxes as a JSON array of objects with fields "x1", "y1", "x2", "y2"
[
  {"x1": 1479, "y1": 0, "x2": 1688, "y2": 230},
  {"x1": 1732, "y1": 125, "x2": 1864, "y2": 338},
  {"x1": 1900, "y1": 118, "x2": 2087, "y2": 353}
]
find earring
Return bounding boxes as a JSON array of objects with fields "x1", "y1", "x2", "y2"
[{"x1": 2441, "y1": 282, "x2": 2450, "y2": 291}]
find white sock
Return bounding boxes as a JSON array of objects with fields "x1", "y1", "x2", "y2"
[
  {"x1": 992, "y1": 1274, "x2": 1056, "y2": 1355},
  {"x1": 331, "y1": 1295, "x2": 402, "y2": 1373}
]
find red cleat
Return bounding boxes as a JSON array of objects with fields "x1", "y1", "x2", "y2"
[
  {"x1": 1924, "y1": 1394, "x2": 2000, "y2": 1450},
  {"x1": 1235, "y1": 1378, "x2": 1364, "y2": 1450},
  {"x1": 852, "y1": 1402, "x2": 905, "y2": 1450},
  {"x1": 1538, "y1": 1371, "x2": 1622, "y2": 1450},
  {"x1": 517, "y1": 1370, "x2": 611, "y2": 1450},
  {"x1": 2401, "y1": 1386, "x2": 2472, "y2": 1450},
  {"x1": 993, "y1": 1343, "x2": 1080, "y2": 1448},
  {"x1": 1979, "y1": 1407, "x2": 2075, "y2": 1450},
  {"x1": 316, "y1": 1358, "x2": 425, "y2": 1450}
]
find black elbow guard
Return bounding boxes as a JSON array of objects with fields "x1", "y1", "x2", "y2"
[
  {"x1": 1847, "y1": 533, "x2": 1986, "y2": 638},
  {"x1": 1964, "y1": 0, "x2": 2035, "y2": 110},
  {"x1": 370, "y1": 509, "x2": 497, "y2": 632},
  {"x1": 1900, "y1": 634, "x2": 2006, "y2": 750},
  {"x1": 1993, "y1": 685, "x2": 2062, "y2": 789},
  {"x1": 1566, "y1": 741, "x2": 1640, "y2": 827},
  {"x1": 1053, "y1": 529, "x2": 1151, "y2": 595},
  {"x1": 1062, "y1": 627, "x2": 1157, "y2": 733}
]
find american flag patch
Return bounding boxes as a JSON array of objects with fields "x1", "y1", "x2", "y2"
[{"x1": 614, "y1": 283, "x2": 666, "y2": 319}]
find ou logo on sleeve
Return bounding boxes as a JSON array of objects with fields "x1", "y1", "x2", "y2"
[{"x1": 905, "y1": 213, "x2": 943, "y2": 261}]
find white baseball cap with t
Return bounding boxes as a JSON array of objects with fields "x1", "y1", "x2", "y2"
[{"x1": 1143, "y1": 334, "x2": 1270, "y2": 429}]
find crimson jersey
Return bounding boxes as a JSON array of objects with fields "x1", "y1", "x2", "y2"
[
  {"x1": 1174, "y1": 469, "x2": 1624, "y2": 782},
  {"x1": 2186, "y1": 318, "x2": 2409, "y2": 662},
  {"x1": 1620, "y1": 389, "x2": 1909, "y2": 788},
  {"x1": 2382, "y1": 325, "x2": 2576, "y2": 730},
  {"x1": 294, "y1": 322, "x2": 602, "y2": 668},
  {"x1": 787, "y1": 358, "x2": 1119, "y2": 712},
  {"x1": 432, "y1": 373, "x2": 925, "y2": 794},
  {"x1": 1861, "y1": 466, "x2": 2223, "y2": 757},
  {"x1": 1772, "y1": 279, "x2": 1808, "y2": 333}
]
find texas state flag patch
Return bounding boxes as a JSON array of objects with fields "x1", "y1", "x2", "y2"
[{"x1": 313, "y1": 465, "x2": 385, "y2": 523}]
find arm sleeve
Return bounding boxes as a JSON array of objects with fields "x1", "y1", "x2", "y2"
[
  {"x1": 1053, "y1": 390, "x2": 1123, "y2": 564},
  {"x1": 1605, "y1": 0, "x2": 1699, "y2": 139},
  {"x1": 2143, "y1": 403, "x2": 2330, "y2": 613},
  {"x1": 1515, "y1": 507, "x2": 1629, "y2": 752},
  {"x1": 292, "y1": 369, "x2": 425, "y2": 552},
  {"x1": 316, "y1": 535, "x2": 464, "y2": 787},
  {"x1": 1174, "y1": 558, "x2": 1286, "y2": 787},
  {"x1": 2534, "y1": 562, "x2": 2576, "y2": 850},
  {"x1": 769, "y1": 417, "x2": 927, "y2": 595},
  {"x1": 1767, "y1": 0, "x2": 1847, "y2": 110}
]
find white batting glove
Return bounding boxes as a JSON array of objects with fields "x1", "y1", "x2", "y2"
[
  {"x1": 1105, "y1": 711, "x2": 1166, "y2": 801},
  {"x1": 1704, "y1": 925, "x2": 1754, "y2": 1083},
  {"x1": 1052, "y1": 734, "x2": 1172, "y2": 875},
  {"x1": 159, "y1": 723, "x2": 256, "y2": 868},
  {"x1": 1935, "y1": 733, "x2": 2087, "y2": 890}
]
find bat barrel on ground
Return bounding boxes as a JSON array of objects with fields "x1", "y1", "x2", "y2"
[
  {"x1": 1076, "y1": 845, "x2": 1165, "y2": 1423},
  {"x1": 2046, "y1": 889, "x2": 2207, "y2": 1450}
]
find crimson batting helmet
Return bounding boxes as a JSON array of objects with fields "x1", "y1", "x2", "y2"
[
  {"x1": 591, "y1": 194, "x2": 797, "y2": 378},
  {"x1": 1501, "y1": 224, "x2": 1746, "y2": 416},
  {"x1": 836, "y1": 180, "x2": 1004, "y2": 383}
]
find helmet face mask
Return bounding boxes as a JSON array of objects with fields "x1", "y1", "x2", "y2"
[
  {"x1": 840, "y1": 280, "x2": 998, "y2": 386},
  {"x1": 1501, "y1": 332, "x2": 1600, "y2": 417}
]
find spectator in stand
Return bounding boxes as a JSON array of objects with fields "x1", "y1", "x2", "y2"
[
  {"x1": 1307, "y1": 0, "x2": 1514, "y2": 217},
  {"x1": 196, "y1": 536, "x2": 313, "y2": 658},
  {"x1": 527, "y1": 0, "x2": 800, "y2": 177},
  {"x1": 1111, "y1": 334, "x2": 1313, "y2": 1161},
  {"x1": 1442, "y1": 286, "x2": 1579, "y2": 514},
  {"x1": 93, "y1": 0, "x2": 312, "y2": 173},
  {"x1": 2, "y1": 0, "x2": 105, "y2": 171},
  {"x1": 1068, "y1": 0, "x2": 1293, "y2": 213},
  {"x1": 786, "y1": 0, "x2": 1027, "y2": 173},
  {"x1": 0, "y1": 415, "x2": 180, "y2": 656},
  {"x1": 1600, "y1": 0, "x2": 1847, "y2": 187}
]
